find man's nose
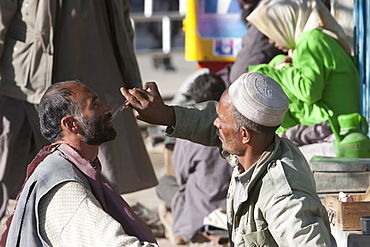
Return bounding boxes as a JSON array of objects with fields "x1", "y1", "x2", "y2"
[{"x1": 213, "y1": 117, "x2": 220, "y2": 128}]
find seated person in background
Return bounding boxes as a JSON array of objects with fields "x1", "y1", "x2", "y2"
[
  {"x1": 120, "y1": 72, "x2": 336, "y2": 246},
  {"x1": 1, "y1": 81, "x2": 157, "y2": 247},
  {"x1": 171, "y1": 0, "x2": 285, "y2": 106},
  {"x1": 247, "y1": 0, "x2": 360, "y2": 149},
  {"x1": 224, "y1": 0, "x2": 286, "y2": 84},
  {"x1": 228, "y1": 0, "x2": 330, "y2": 84},
  {"x1": 156, "y1": 73, "x2": 233, "y2": 244}
]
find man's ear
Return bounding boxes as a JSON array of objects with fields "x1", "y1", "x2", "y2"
[
  {"x1": 240, "y1": 126, "x2": 250, "y2": 144},
  {"x1": 61, "y1": 116, "x2": 79, "y2": 134}
]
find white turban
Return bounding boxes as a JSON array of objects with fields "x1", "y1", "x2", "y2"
[{"x1": 229, "y1": 72, "x2": 289, "y2": 127}]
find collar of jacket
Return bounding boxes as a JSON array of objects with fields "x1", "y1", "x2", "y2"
[{"x1": 223, "y1": 134, "x2": 282, "y2": 192}]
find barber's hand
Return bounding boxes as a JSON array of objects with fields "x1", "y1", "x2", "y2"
[{"x1": 120, "y1": 81, "x2": 176, "y2": 126}]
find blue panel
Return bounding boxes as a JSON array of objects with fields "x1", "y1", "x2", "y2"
[
  {"x1": 367, "y1": 0, "x2": 370, "y2": 125},
  {"x1": 197, "y1": 0, "x2": 247, "y2": 39},
  {"x1": 354, "y1": 0, "x2": 370, "y2": 130},
  {"x1": 204, "y1": 0, "x2": 241, "y2": 14},
  {"x1": 204, "y1": 0, "x2": 217, "y2": 13}
]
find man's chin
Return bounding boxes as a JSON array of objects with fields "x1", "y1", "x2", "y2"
[
  {"x1": 85, "y1": 129, "x2": 117, "y2": 145},
  {"x1": 103, "y1": 130, "x2": 117, "y2": 143}
]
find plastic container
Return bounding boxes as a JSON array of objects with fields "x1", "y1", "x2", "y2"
[{"x1": 361, "y1": 216, "x2": 370, "y2": 234}]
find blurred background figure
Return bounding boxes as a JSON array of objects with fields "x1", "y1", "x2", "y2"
[
  {"x1": 155, "y1": 73, "x2": 232, "y2": 245},
  {"x1": 247, "y1": 0, "x2": 359, "y2": 159},
  {"x1": 171, "y1": 0, "x2": 285, "y2": 108},
  {"x1": 223, "y1": 0, "x2": 286, "y2": 84},
  {"x1": 168, "y1": 0, "x2": 330, "y2": 104},
  {"x1": 220, "y1": 0, "x2": 328, "y2": 84},
  {"x1": 0, "y1": 0, "x2": 157, "y2": 220}
]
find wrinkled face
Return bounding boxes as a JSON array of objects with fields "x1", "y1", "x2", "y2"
[
  {"x1": 213, "y1": 89, "x2": 244, "y2": 156},
  {"x1": 72, "y1": 84, "x2": 117, "y2": 145}
]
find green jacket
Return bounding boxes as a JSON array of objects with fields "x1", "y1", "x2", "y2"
[
  {"x1": 249, "y1": 29, "x2": 360, "y2": 133},
  {"x1": 167, "y1": 101, "x2": 336, "y2": 246}
]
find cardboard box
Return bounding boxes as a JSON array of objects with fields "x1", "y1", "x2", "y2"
[{"x1": 325, "y1": 194, "x2": 370, "y2": 231}]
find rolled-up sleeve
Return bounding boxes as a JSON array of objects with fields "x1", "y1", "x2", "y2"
[{"x1": 165, "y1": 101, "x2": 221, "y2": 148}]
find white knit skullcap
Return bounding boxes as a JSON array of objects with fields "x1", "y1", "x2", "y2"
[{"x1": 228, "y1": 72, "x2": 289, "y2": 127}]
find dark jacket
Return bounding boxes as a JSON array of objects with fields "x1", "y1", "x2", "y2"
[{"x1": 229, "y1": 23, "x2": 284, "y2": 83}]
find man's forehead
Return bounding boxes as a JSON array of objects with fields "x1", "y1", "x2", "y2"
[
  {"x1": 219, "y1": 89, "x2": 231, "y2": 106},
  {"x1": 72, "y1": 83, "x2": 93, "y2": 93},
  {"x1": 218, "y1": 90, "x2": 233, "y2": 115},
  {"x1": 65, "y1": 83, "x2": 97, "y2": 103}
]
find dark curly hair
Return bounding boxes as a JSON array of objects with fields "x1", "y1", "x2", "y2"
[
  {"x1": 184, "y1": 73, "x2": 226, "y2": 103},
  {"x1": 38, "y1": 80, "x2": 83, "y2": 143}
]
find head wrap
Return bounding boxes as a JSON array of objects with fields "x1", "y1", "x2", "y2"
[
  {"x1": 228, "y1": 72, "x2": 288, "y2": 127},
  {"x1": 247, "y1": 0, "x2": 351, "y2": 55}
]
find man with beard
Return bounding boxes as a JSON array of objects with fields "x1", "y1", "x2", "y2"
[
  {"x1": 120, "y1": 72, "x2": 336, "y2": 246},
  {"x1": 1, "y1": 81, "x2": 158, "y2": 247},
  {"x1": 0, "y1": 0, "x2": 157, "y2": 221}
]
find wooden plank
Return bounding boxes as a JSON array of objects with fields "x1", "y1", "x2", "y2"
[
  {"x1": 314, "y1": 172, "x2": 370, "y2": 193},
  {"x1": 310, "y1": 156, "x2": 370, "y2": 172},
  {"x1": 325, "y1": 194, "x2": 370, "y2": 231}
]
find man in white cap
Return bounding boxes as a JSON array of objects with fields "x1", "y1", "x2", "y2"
[{"x1": 120, "y1": 72, "x2": 336, "y2": 246}]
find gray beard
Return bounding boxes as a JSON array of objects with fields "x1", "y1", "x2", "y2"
[{"x1": 79, "y1": 117, "x2": 117, "y2": 146}]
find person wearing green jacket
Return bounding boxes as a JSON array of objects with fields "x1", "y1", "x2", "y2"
[{"x1": 247, "y1": 0, "x2": 360, "y2": 138}]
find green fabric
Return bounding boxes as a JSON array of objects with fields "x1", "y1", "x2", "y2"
[{"x1": 249, "y1": 29, "x2": 360, "y2": 133}]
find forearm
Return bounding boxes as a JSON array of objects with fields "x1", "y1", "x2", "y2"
[{"x1": 166, "y1": 101, "x2": 221, "y2": 147}]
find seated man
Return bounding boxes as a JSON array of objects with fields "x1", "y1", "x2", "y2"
[
  {"x1": 1, "y1": 81, "x2": 158, "y2": 246},
  {"x1": 120, "y1": 72, "x2": 336, "y2": 246},
  {"x1": 155, "y1": 73, "x2": 232, "y2": 244}
]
